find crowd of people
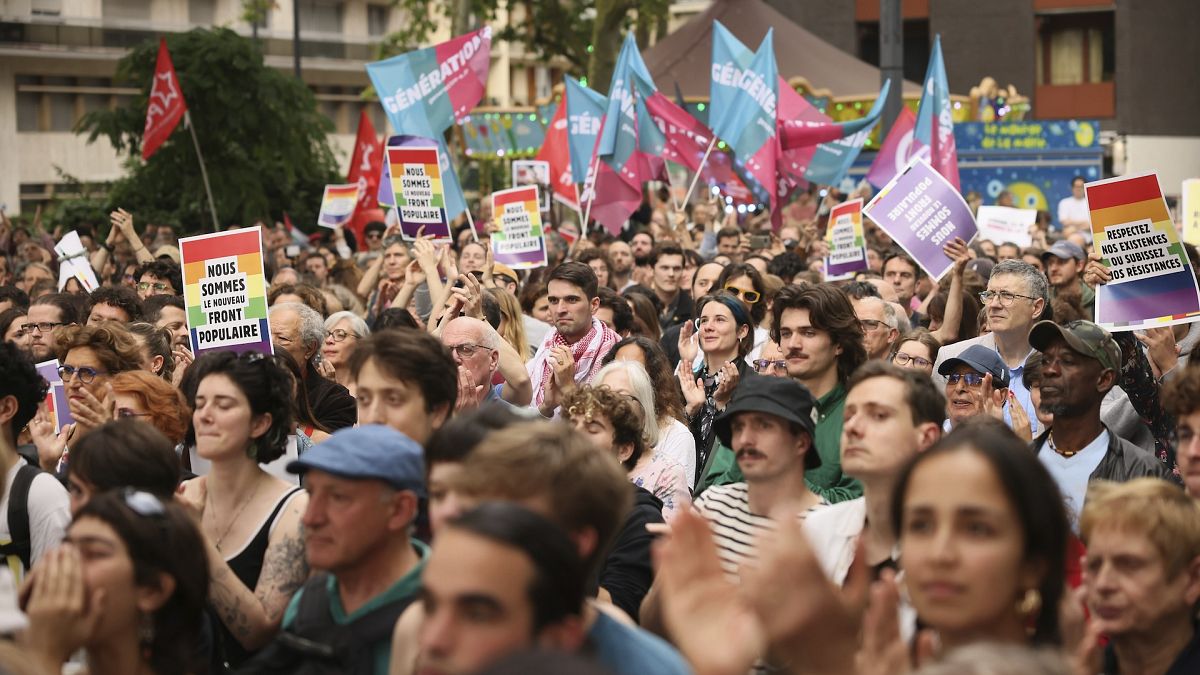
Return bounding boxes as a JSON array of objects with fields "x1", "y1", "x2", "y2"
[{"x1": 0, "y1": 174, "x2": 1197, "y2": 675}]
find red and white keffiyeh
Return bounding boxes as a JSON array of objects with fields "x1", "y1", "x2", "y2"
[{"x1": 527, "y1": 317, "x2": 620, "y2": 409}]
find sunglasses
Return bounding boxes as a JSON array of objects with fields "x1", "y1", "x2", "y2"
[
  {"x1": 723, "y1": 286, "x2": 761, "y2": 304},
  {"x1": 946, "y1": 373, "x2": 987, "y2": 386}
]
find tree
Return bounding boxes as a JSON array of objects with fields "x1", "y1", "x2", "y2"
[
  {"x1": 77, "y1": 28, "x2": 340, "y2": 234},
  {"x1": 377, "y1": 0, "x2": 669, "y2": 91}
]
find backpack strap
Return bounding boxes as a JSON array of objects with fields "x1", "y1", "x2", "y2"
[{"x1": 0, "y1": 464, "x2": 42, "y2": 572}]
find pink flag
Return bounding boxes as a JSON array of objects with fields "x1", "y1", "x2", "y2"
[
  {"x1": 643, "y1": 92, "x2": 712, "y2": 172},
  {"x1": 589, "y1": 161, "x2": 642, "y2": 236},
  {"x1": 865, "y1": 107, "x2": 923, "y2": 189}
]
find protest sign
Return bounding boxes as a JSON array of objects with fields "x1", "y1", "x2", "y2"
[
  {"x1": 1087, "y1": 173, "x2": 1200, "y2": 330},
  {"x1": 975, "y1": 205, "x2": 1035, "y2": 248},
  {"x1": 180, "y1": 227, "x2": 273, "y2": 356},
  {"x1": 864, "y1": 157, "x2": 978, "y2": 281},
  {"x1": 491, "y1": 186, "x2": 547, "y2": 269},
  {"x1": 35, "y1": 359, "x2": 72, "y2": 433},
  {"x1": 512, "y1": 160, "x2": 551, "y2": 212},
  {"x1": 55, "y1": 231, "x2": 99, "y2": 293},
  {"x1": 387, "y1": 145, "x2": 451, "y2": 242},
  {"x1": 824, "y1": 199, "x2": 868, "y2": 281},
  {"x1": 1182, "y1": 178, "x2": 1200, "y2": 246},
  {"x1": 316, "y1": 184, "x2": 361, "y2": 229}
]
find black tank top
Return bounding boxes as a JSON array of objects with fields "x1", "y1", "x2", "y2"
[{"x1": 211, "y1": 486, "x2": 305, "y2": 672}]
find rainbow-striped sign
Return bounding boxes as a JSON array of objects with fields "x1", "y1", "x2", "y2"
[
  {"x1": 317, "y1": 183, "x2": 361, "y2": 229},
  {"x1": 1088, "y1": 173, "x2": 1200, "y2": 331},
  {"x1": 388, "y1": 145, "x2": 450, "y2": 241},
  {"x1": 491, "y1": 185, "x2": 547, "y2": 269},
  {"x1": 180, "y1": 227, "x2": 274, "y2": 356}
]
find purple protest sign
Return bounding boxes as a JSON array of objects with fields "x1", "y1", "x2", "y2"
[
  {"x1": 864, "y1": 157, "x2": 977, "y2": 280},
  {"x1": 35, "y1": 359, "x2": 74, "y2": 432}
]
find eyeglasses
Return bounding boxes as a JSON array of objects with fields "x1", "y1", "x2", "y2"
[
  {"x1": 892, "y1": 352, "x2": 933, "y2": 368},
  {"x1": 116, "y1": 408, "x2": 152, "y2": 418},
  {"x1": 860, "y1": 319, "x2": 891, "y2": 333},
  {"x1": 946, "y1": 373, "x2": 987, "y2": 387},
  {"x1": 723, "y1": 286, "x2": 761, "y2": 304},
  {"x1": 979, "y1": 290, "x2": 1038, "y2": 307},
  {"x1": 325, "y1": 329, "x2": 358, "y2": 343},
  {"x1": 121, "y1": 489, "x2": 166, "y2": 518},
  {"x1": 137, "y1": 281, "x2": 172, "y2": 294},
  {"x1": 58, "y1": 364, "x2": 109, "y2": 384},
  {"x1": 751, "y1": 359, "x2": 787, "y2": 373},
  {"x1": 19, "y1": 322, "x2": 62, "y2": 334},
  {"x1": 366, "y1": 232, "x2": 383, "y2": 240},
  {"x1": 448, "y1": 343, "x2": 492, "y2": 358}
]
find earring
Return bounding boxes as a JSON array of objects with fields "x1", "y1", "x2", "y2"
[
  {"x1": 139, "y1": 613, "x2": 156, "y2": 660},
  {"x1": 1017, "y1": 588, "x2": 1042, "y2": 617}
]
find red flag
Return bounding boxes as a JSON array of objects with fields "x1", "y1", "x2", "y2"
[
  {"x1": 346, "y1": 109, "x2": 384, "y2": 244},
  {"x1": 643, "y1": 92, "x2": 712, "y2": 172},
  {"x1": 536, "y1": 98, "x2": 578, "y2": 210},
  {"x1": 142, "y1": 38, "x2": 187, "y2": 161}
]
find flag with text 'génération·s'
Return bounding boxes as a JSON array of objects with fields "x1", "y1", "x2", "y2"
[
  {"x1": 565, "y1": 77, "x2": 607, "y2": 189},
  {"x1": 536, "y1": 97, "x2": 578, "y2": 210},
  {"x1": 709, "y1": 23, "x2": 777, "y2": 162},
  {"x1": 913, "y1": 34, "x2": 960, "y2": 190},
  {"x1": 142, "y1": 37, "x2": 187, "y2": 161},
  {"x1": 596, "y1": 33, "x2": 655, "y2": 178},
  {"x1": 366, "y1": 27, "x2": 491, "y2": 139}
]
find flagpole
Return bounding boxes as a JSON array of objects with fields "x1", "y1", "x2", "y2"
[
  {"x1": 463, "y1": 207, "x2": 480, "y2": 242},
  {"x1": 579, "y1": 154, "x2": 602, "y2": 240},
  {"x1": 185, "y1": 111, "x2": 220, "y2": 233},
  {"x1": 681, "y1": 137, "x2": 717, "y2": 209},
  {"x1": 572, "y1": 183, "x2": 586, "y2": 233}
]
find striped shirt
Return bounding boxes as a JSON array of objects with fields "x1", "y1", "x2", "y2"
[{"x1": 694, "y1": 482, "x2": 828, "y2": 581}]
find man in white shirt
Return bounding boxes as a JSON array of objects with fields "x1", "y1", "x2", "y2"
[{"x1": 1057, "y1": 176, "x2": 1091, "y2": 232}]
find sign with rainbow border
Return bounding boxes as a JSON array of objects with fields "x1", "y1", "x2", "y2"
[
  {"x1": 1088, "y1": 173, "x2": 1200, "y2": 331},
  {"x1": 824, "y1": 199, "x2": 868, "y2": 281},
  {"x1": 179, "y1": 227, "x2": 274, "y2": 356},
  {"x1": 388, "y1": 145, "x2": 450, "y2": 242},
  {"x1": 316, "y1": 183, "x2": 361, "y2": 229},
  {"x1": 491, "y1": 185, "x2": 547, "y2": 269}
]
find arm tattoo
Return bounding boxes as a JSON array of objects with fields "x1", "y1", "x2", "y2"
[{"x1": 256, "y1": 518, "x2": 309, "y2": 621}]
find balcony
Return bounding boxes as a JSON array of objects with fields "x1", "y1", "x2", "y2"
[{"x1": 1034, "y1": 81, "x2": 1114, "y2": 119}]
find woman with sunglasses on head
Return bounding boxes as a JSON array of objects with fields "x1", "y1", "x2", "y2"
[
  {"x1": 713, "y1": 263, "x2": 769, "y2": 361},
  {"x1": 176, "y1": 351, "x2": 308, "y2": 671},
  {"x1": 678, "y1": 290, "x2": 755, "y2": 480},
  {"x1": 24, "y1": 490, "x2": 209, "y2": 675},
  {"x1": 321, "y1": 310, "x2": 369, "y2": 390},
  {"x1": 891, "y1": 328, "x2": 943, "y2": 377}
]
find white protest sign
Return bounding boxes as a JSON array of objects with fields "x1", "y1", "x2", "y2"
[{"x1": 975, "y1": 206, "x2": 1035, "y2": 248}]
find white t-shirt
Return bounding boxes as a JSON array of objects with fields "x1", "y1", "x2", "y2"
[
  {"x1": 1057, "y1": 196, "x2": 1090, "y2": 228},
  {"x1": 0, "y1": 460, "x2": 71, "y2": 580},
  {"x1": 656, "y1": 419, "x2": 698, "y2": 489},
  {"x1": 1040, "y1": 430, "x2": 1108, "y2": 530}
]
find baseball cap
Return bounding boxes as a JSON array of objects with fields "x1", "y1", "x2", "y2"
[
  {"x1": 937, "y1": 344, "x2": 1011, "y2": 388},
  {"x1": 1041, "y1": 240, "x2": 1085, "y2": 262},
  {"x1": 1028, "y1": 319, "x2": 1121, "y2": 372},
  {"x1": 287, "y1": 424, "x2": 425, "y2": 495},
  {"x1": 713, "y1": 373, "x2": 822, "y2": 470}
]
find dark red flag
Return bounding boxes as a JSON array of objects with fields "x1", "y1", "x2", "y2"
[{"x1": 142, "y1": 37, "x2": 187, "y2": 161}]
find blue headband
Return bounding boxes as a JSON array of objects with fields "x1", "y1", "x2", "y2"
[{"x1": 709, "y1": 294, "x2": 752, "y2": 328}]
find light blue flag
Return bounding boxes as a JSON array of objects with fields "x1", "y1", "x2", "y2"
[
  {"x1": 804, "y1": 81, "x2": 890, "y2": 185},
  {"x1": 709, "y1": 23, "x2": 777, "y2": 159},
  {"x1": 565, "y1": 77, "x2": 608, "y2": 186},
  {"x1": 596, "y1": 33, "x2": 655, "y2": 173}
]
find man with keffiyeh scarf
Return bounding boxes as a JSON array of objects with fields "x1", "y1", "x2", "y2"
[{"x1": 528, "y1": 262, "x2": 620, "y2": 417}]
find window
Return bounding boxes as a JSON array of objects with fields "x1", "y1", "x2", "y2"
[
  {"x1": 299, "y1": 0, "x2": 343, "y2": 35},
  {"x1": 366, "y1": 4, "x2": 389, "y2": 37},
  {"x1": 1036, "y1": 11, "x2": 1115, "y2": 85},
  {"x1": 188, "y1": 0, "x2": 216, "y2": 25},
  {"x1": 14, "y1": 77, "x2": 136, "y2": 132},
  {"x1": 31, "y1": 0, "x2": 62, "y2": 17},
  {"x1": 102, "y1": 0, "x2": 151, "y2": 22}
]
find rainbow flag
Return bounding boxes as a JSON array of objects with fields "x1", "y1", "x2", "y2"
[
  {"x1": 1088, "y1": 173, "x2": 1200, "y2": 330},
  {"x1": 180, "y1": 227, "x2": 273, "y2": 356},
  {"x1": 317, "y1": 184, "x2": 361, "y2": 229}
]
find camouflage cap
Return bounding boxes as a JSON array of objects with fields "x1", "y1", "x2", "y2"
[{"x1": 1028, "y1": 319, "x2": 1121, "y2": 371}]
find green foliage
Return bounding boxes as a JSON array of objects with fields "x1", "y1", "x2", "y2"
[
  {"x1": 76, "y1": 28, "x2": 340, "y2": 235},
  {"x1": 377, "y1": 0, "x2": 669, "y2": 89},
  {"x1": 44, "y1": 168, "x2": 111, "y2": 232}
]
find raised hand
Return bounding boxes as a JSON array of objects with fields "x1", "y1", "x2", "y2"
[
  {"x1": 1137, "y1": 327, "x2": 1179, "y2": 379},
  {"x1": 678, "y1": 319, "x2": 699, "y2": 366},
  {"x1": 25, "y1": 546, "x2": 107, "y2": 671},
  {"x1": 677, "y1": 361, "x2": 706, "y2": 417},
  {"x1": 1083, "y1": 250, "x2": 1111, "y2": 289},
  {"x1": 712, "y1": 360, "x2": 741, "y2": 410}
]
